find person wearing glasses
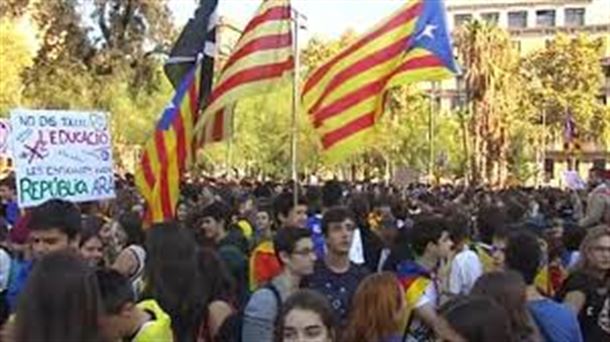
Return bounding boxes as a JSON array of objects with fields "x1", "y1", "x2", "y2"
[{"x1": 242, "y1": 227, "x2": 317, "y2": 342}]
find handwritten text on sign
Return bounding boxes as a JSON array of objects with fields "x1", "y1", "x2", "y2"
[{"x1": 10, "y1": 110, "x2": 115, "y2": 207}]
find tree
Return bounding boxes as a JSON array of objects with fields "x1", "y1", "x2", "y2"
[
  {"x1": 0, "y1": 17, "x2": 37, "y2": 115},
  {"x1": 454, "y1": 20, "x2": 523, "y2": 186},
  {"x1": 522, "y1": 34, "x2": 608, "y2": 143}
]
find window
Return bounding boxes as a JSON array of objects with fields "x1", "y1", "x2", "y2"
[
  {"x1": 481, "y1": 12, "x2": 500, "y2": 25},
  {"x1": 536, "y1": 10, "x2": 556, "y2": 27},
  {"x1": 565, "y1": 8, "x2": 585, "y2": 26},
  {"x1": 454, "y1": 13, "x2": 472, "y2": 27},
  {"x1": 508, "y1": 11, "x2": 527, "y2": 28}
]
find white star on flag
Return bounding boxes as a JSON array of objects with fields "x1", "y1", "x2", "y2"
[{"x1": 417, "y1": 24, "x2": 437, "y2": 40}]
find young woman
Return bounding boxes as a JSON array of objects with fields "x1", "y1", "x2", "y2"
[
  {"x1": 112, "y1": 211, "x2": 146, "y2": 298},
  {"x1": 439, "y1": 295, "x2": 515, "y2": 342},
  {"x1": 276, "y1": 289, "x2": 336, "y2": 342},
  {"x1": 198, "y1": 247, "x2": 238, "y2": 341},
  {"x1": 9, "y1": 251, "x2": 104, "y2": 341},
  {"x1": 557, "y1": 226, "x2": 610, "y2": 342},
  {"x1": 342, "y1": 272, "x2": 405, "y2": 342},
  {"x1": 472, "y1": 271, "x2": 542, "y2": 341},
  {"x1": 79, "y1": 224, "x2": 104, "y2": 268},
  {"x1": 144, "y1": 223, "x2": 205, "y2": 342}
]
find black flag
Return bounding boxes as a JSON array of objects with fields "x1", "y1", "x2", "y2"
[{"x1": 164, "y1": 0, "x2": 218, "y2": 104}]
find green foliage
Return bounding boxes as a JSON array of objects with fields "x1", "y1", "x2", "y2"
[
  {"x1": 522, "y1": 34, "x2": 607, "y2": 141},
  {"x1": 0, "y1": 17, "x2": 37, "y2": 115}
]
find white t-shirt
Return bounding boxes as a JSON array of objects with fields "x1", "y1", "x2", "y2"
[
  {"x1": 348, "y1": 228, "x2": 364, "y2": 265},
  {"x1": 449, "y1": 245, "x2": 483, "y2": 295}
]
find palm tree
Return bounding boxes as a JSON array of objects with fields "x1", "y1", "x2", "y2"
[{"x1": 454, "y1": 20, "x2": 520, "y2": 186}]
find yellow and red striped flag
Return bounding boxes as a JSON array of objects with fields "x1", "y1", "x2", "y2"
[
  {"x1": 194, "y1": 0, "x2": 294, "y2": 146},
  {"x1": 135, "y1": 60, "x2": 202, "y2": 223},
  {"x1": 196, "y1": 106, "x2": 234, "y2": 147},
  {"x1": 302, "y1": 0, "x2": 458, "y2": 162}
]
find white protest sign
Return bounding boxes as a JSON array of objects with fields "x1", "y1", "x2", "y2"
[
  {"x1": 0, "y1": 119, "x2": 11, "y2": 158},
  {"x1": 563, "y1": 170, "x2": 587, "y2": 190},
  {"x1": 10, "y1": 109, "x2": 115, "y2": 207}
]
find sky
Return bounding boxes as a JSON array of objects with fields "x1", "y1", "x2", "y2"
[{"x1": 169, "y1": 0, "x2": 405, "y2": 42}]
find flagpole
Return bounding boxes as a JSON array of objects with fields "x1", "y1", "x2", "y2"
[{"x1": 291, "y1": 8, "x2": 306, "y2": 205}]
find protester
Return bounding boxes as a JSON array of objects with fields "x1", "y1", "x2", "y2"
[
  {"x1": 7, "y1": 199, "x2": 82, "y2": 311},
  {"x1": 577, "y1": 167, "x2": 610, "y2": 228},
  {"x1": 197, "y1": 201, "x2": 249, "y2": 301},
  {"x1": 342, "y1": 272, "x2": 405, "y2": 342},
  {"x1": 505, "y1": 230, "x2": 583, "y2": 342},
  {"x1": 144, "y1": 223, "x2": 206, "y2": 342},
  {"x1": 242, "y1": 227, "x2": 316, "y2": 342},
  {"x1": 397, "y1": 216, "x2": 453, "y2": 341},
  {"x1": 447, "y1": 217, "x2": 483, "y2": 295},
  {"x1": 7, "y1": 251, "x2": 104, "y2": 342},
  {"x1": 79, "y1": 224, "x2": 105, "y2": 268},
  {"x1": 439, "y1": 295, "x2": 514, "y2": 342},
  {"x1": 276, "y1": 289, "x2": 336, "y2": 342},
  {"x1": 112, "y1": 211, "x2": 146, "y2": 298},
  {"x1": 249, "y1": 204, "x2": 281, "y2": 291},
  {"x1": 303, "y1": 206, "x2": 369, "y2": 325},
  {"x1": 198, "y1": 248, "x2": 238, "y2": 340},
  {"x1": 557, "y1": 226, "x2": 610, "y2": 341},
  {"x1": 273, "y1": 192, "x2": 308, "y2": 229},
  {"x1": 96, "y1": 268, "x2": 173, "y2": 342},
  {"x1": 0, "y1": 177, "x2": 19, "y2": 227},
  {"x1": 0, "y1": 222, "x2": 11, "y2": 325},
  {"x1": 472, "y1": 271, "x2": 542, "y2": 341}
]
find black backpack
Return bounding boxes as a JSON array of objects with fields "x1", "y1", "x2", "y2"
[{"x1": 215, "y1": 283, "x2": 282, "y2": 342}]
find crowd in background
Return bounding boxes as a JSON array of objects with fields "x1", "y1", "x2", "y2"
[{"x1": 0, "y1": 166, "x2": 608, "y2": 342}]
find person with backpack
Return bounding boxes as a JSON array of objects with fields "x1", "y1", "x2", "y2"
[{"x1": 242, "y1": 227, "x2": 316, "y2": 342}]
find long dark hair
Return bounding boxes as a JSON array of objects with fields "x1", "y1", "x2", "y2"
[
  {"x1": 440, "y1": 295, "x2": 514, "y2": 342},
  {"x1": 13, "y1": 251, "x2": 104, "y2": 342},
  {"x1": 472, "y1": 271, "x2": 540, "y2": 341},
  {"x1": 144, "y1": 223, "x2": 205, "y2": 342}
]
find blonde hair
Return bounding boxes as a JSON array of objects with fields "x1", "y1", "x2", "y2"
[{"x1": 575, "y1": 225, "x2": 610, "y2": 275}]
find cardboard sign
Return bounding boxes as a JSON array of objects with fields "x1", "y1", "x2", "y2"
[
  {"x1": 0, "y1": 119, "x2": 11, "y2": 158},
  {"x1": 563, "y1": 170, "x2": 587, "y2": 190},
  {"x1": 10, "y1": 109, "x2": 115, "y2": 207}
]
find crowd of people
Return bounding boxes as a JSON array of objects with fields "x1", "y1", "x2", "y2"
[{"x1": 0, "y1": 166, "x2": 608, "y2": 342}]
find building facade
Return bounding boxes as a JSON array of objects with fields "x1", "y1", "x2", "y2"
[{"x1": 431, "y1": 0, "x2": 610, "y2": 185}]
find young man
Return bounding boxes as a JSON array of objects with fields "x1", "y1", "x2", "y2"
[
  {"x1": 242, "y1": 227, "x2": 316, "y2": 342},
  {"x1": 248, "y1": 192, "x2": 308, "y2": 290},
  {"x1": 96, "y1": 268, "x2": 173, "y2": 342},
  {"x1": 7, "y1": 198, "x2": 82, "y2": 311},
  {"x1": 198, "y1": 201, "x2": 248, "y2": 302},
  {"x1": 505, "y1": 230, "x2": 583, "y2": 342},
  {"x1": 303, "y1": 206, "x2": 369, "y2": 325},
  {"x1": 398, "y1": 216, "x2": 454, "y2": 341},
  {"x1": 447, "y1": 218, "x2": 483, "y2": 295},
  {"x1": 249, "y1": 205, "x2": 280, "y2": 291},
  {"x1": 273, "y1": 192, "x2": 308, "y2": 229}
]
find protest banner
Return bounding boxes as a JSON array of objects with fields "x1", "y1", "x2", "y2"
[
  {"x1": 563, "y1": 170, "x2": 587, "y2": 190},
  {"x1": 10, "y1": 109, "x2": 115, "y2": 207},
  {"x1": 0, "y1": 119, "x2": 11, "y2": 159}
]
